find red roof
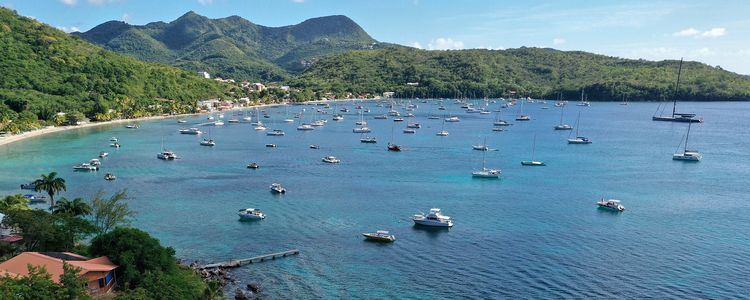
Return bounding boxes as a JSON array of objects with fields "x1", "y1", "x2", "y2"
[
  {"x1": 0, "y1": 252, "x2": 117, "y2": 283},
  {"x1": 0, "y1": 235, "x2": 22, "y2": 243}
]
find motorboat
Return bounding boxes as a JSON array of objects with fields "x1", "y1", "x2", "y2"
[
  {"x1": 177, "y1": 119, "x2": 187, "y2": 123},
  {"x1": 515, "y1": 115, "x2": 530, "y2": 121},
  {"x1": 207, "y1": 115, "x2": 215, "y2": 120},
  {"x1": 179, "y1": 128, "x2": 201, "y2": 135},
  {"x1": 436, "y1": 130, "x2": 449, "y2": 136},
  {"x1": 388, "y1": 110, "x2": 400, "y2": 116},
  {"x1": 125, "y1": 124, "x2": 139, "y2": 129},
  {"x1": 247, "y1": 162, "x2": 259, "y2": 169},
  {"x1": 283, "y1": 118, "x2": 295, "y2": 123},
  {"x1": 238, "y1": 208, "x2": 266, "y2": 220},
  {"x1": 472, "y1": 167, "x2": 500, "y2": 178},
  {"x1": 332, "y1": 114, "x2": 344, "y2": 121},
  {"x1": 309, "y1": 144, "x2": 320, "y2": 149},
  {"x1": 109, "y1": 137, "x2": 118, "y2": 142},
  {"x1": 270, "y1": 183, "x2": 286, "y2": 194},
  {"x1": 23, "y1": 194, "x2": 48, "y2": 204},
  {"x1": 387, "y1": 143, "x2": 401, "y2": 151},
  {"x1": 297, "y1": 124, "x2": 314, "y2": 131},
  {"x1": 403, "y1": 128, "x2": 416, "y2": 134},
  {"x1": 20, "y1": 182, "x2": 37, "y2": 190},
  {"x1": 214, "y1": 121, "x2": 225, "y2": 126},
  {"x1": 360, "y1": 136, "x2": 377, "y2": 143},
  {"x1": 200, "y1": 139, "x2": 216, "y2": 146},
  {"x1": 157, "y1": 150, "x2": 177, "y2": 160},
  {"x1": 353, "y1": 127, "x2": 371, "y2": 133},
  {"x1": 265, "y1": 144, "x2": 277, "y2": 148},
  {"x1": 362, "y1": 230, "x2": 395, "y2": 242},
  {"x1": 104, "y1": 173, "x2": 116, "y2": 181},
  {"x1": 597, "y1": 199, "x2": 625, "y2": 212},
  {"x1": 492, "y1": 128, "x2": 504, "y2": 132},
  {"x1": 412, "y1": 208, "x2": 453, "y2": 227},
  {"x1": 110, "y1": 142, "x2": 121, "y2": 148},
  {"x1": 428, "y1": 116, "x2": 440, "y2": 120},
  {"x1": 405, "y1": 113, "x2": 415, "y2": 118},
  {"x1": 445, "y1": 116, "x2": 460, "y2": 122},
  {"x1": 99, "y1": 152, "x2": 109, "y2": 158},
  {"x1": 311, "y1": 120, "x2": 326, "y2": 127},
  {"x1": 228, "y1": 118, "x2": 240, "y2": 123},
  {"x1": 322, "y1": 156, "x2": 340, "y2": 164},
  {"x1": 267, "y1": 129, "x2": 285, "y2": 136},
  {"x1": 374, "y1": 115, "x2": 388, "y2": 120},
  {"x1": 73, "y1": 163, "x2": 98, "y2": 171},
  {"x1": 89, "y1": 158, "x2": 101, "y2": 166},
  {"x1": 393, "y1": 118, "x2": 404, "y2": 122},
  {"x1": 406, "y1": 123, "x2": 421, "y2": 129}
]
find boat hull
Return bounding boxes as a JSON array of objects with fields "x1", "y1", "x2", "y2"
[
  {"x1": 413, "y1": 220, "x2": 453, "y2": 228},
  {"x1": 521, "y1": 161, "x2": 545, "y2": 166}
]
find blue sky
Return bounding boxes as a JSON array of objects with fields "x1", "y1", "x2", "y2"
[{"x1": 3, "y1": 0, "x2": 749, "y2": 74}]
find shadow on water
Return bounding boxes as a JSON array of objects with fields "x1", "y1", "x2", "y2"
[
  {"x1": 411, "y1": 224, "x2": 451, "y2": 239},
  {"x1": 596, "y1": 207, "x2": 625, "y2": 216}
]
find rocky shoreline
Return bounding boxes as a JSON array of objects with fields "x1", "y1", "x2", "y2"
[{"x1": 182, "y1": 261, "x2": 263, "y2": 299}]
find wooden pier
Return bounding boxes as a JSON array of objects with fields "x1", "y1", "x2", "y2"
[{"x1": 199, "y1": 249, "x2": 300, "y2": 269}]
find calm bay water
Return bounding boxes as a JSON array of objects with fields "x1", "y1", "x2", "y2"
[{"x1": 1, "y1": 100, "x2": 749, "y2": 298}]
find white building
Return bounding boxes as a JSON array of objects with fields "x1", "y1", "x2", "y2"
[{"x1": 198, "y1": 71, "x2": 211, "y2": 79}]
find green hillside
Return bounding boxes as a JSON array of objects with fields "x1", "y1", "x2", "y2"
[
  {"x1": 76, "y1": 12, "x2": 378, "y2": 81},
  {"x1": 292, "y1": 46, "x2": 750, "y2": 101},
  {"x1": 0, "y1": 8, "x2": 234, "y2": 133}
]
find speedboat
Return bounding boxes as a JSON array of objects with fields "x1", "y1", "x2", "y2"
[
  {"x1": 353, "y1": 127, "x2": 371, "y2": 133},
  {"x1": 597, "y1": 199, "x2": 625, "y2": 212},
  {"x1": 387, "y1": 143, "x2": 401, "y2": 151},
  {"x1": 309, "y1": 144, "x2": 320, "y2": 149},
  {"x1": 406, "y1": 123, "x2": 421, "y2": 129},
  {"x1": 270, "y1": 183, "x2": 286, "y2": 194},
  {"x1": 554, "y1": 124, "x2": 573, "y2": 130},
  {"x1": 89, "y1": 158, "x2": 101, "y2": 166},
  {"x1": 472, "y1": 167, "x2": 500, "y2": 178},
  {"x1": 110, "y1": 142, "x2": 121, "y2": 148},
  {"x1": 177, "y1": 119, "x2": 187, "y2": 123},
  {"x1": 360, "y1": 137, "x2": 377, "y2": 143},
  {"x1": 283, "y1": 118, "x2": 295, "y2": 123},
  {"x1": 521, "y1": 160, "x2": 546, "y2": 166},
  {"x1": 567, "y1": 136, "x2": 592, "y2": 144},
  {"x1": 247, "y1": 162, "x2": 259, "y2": 169},
  {"x1": 515, "y1": 115, "x2": 530, "y2": 121},
  {"x1": 494, "y1": 120, "x2": 511, "y2": 126},
  {"x1": 393, "y1": 118, "x2": 404, "y2": 122},
  {"x1": 297, "y1": 124, "x2": 314, "y2": 131},
  {"x1": 403, "y1": 128, "x2": 416, "y2": 134},
  {"x1": 265, "y1": 144, "x2": 277, "y2": 148},
  {"x1": 436, "y1": 130, "x2": 449, "y2": 136},
  {"x1": 104, "y1": 173, "x2": 116, "y2": 181},
  {"x1": 445, "y1": 116, "x2": 460, "y2": 122},
  {"x1": 362, "y1": 230, "x2": 395, "y2": 242},
  {"x1": 20, "y1": 182, "x2": 37, "y2": 190},
  {"x1": 413, "y1": 208, "x2": 453, "y2": 227},
  {"x1": 267, "y1": 129, "x2": 285, "y2": 136},
  {"x1": 179, "y1": 128, "x2": 201, "y2": 135},
  {"x1": 99, "y1": 152, "x2": 109, "y2": 158},
  {"x1": 109, "y1": 137, "x2": 118, "y2": 142},
  {"x1": 73, "y1": 163, "x2": 98, "y2": 171},
  {"x1": 125, "y1": 124, "x2": 139, "y2": 129},
  {"x1": 200, "y1": 139, "x2": 216, "y2": 146},
  {"x1": 157, "y1": 151, "x2": 177, "y2": 160},
  {"x1": 214, "y1": 121, "x2": 225, "y2": 126},
  {"x1": 228, "y1": 118, "x2": 240, "y2": 123},
  {"x1": 238, "y1": 208, "x2": 266, "y2": 220},
  {"x1": 322, "y1": 156, "x2": 340, "y2": 163}
]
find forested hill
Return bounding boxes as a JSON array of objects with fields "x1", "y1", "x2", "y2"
[
  {"x1": 0, "y1": 7, "x2": 233, "y2": 132},
  {"x1": 76, "y1": 11, "x2": 378, "y2": 81},
  {"x1": 291, "y1": 46, "x2": 750, "y2": 101}
]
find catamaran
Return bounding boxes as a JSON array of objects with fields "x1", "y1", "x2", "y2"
[
  {"x1": 673, "y1": 122, "x2": 702, "y2": 161},
  {"x1": 472, "y1": 148, "x2": 500, "y2": 178}
]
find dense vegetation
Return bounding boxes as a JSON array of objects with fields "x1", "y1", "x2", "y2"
[
  {"x1": 0, "y1": 180, "x2": 218, "y2": 299},
  {"x1": 292, "y1": 46, "x2": 750, "y2": 101},
  {"x1": 76, "y1": 11, "x2": 378, "y2": 81},
  {"x1": 0, "y1": 7, "x2": 234, "y2": 133}
]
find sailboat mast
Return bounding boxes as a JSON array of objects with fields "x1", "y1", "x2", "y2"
[
  {"x1": 673, "y1": 58, "x2": 684, "y2": 118},
  {"x1": 531, "y1": 134, "x2": 537, "y2": 160},
  {"x1": 684, "y1": 122, "x2": 691, "y2": 153}
]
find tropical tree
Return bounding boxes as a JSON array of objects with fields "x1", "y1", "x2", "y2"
[
  {"x1": 91, "y1": 190, "x2": 135, "y2": 235},
  {"x1": 33, "y1": 172, "x2": 66, "y2": 208},
  {"x1": 0, "y1": 194, "x2": 30, "y2": 213},
  {"x1": 52, "y1": 197, "x2": 92, "y2": 217}
]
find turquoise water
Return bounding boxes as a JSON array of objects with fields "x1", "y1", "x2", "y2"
[{"x1": 1, "y1": 100, "x2": 749, "y2": 298}]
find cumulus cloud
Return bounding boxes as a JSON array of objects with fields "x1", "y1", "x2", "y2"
[
  {"x1": 58, "y1": 26, "x2": 81, "y2": 33},
  {"x1": 427, "y1": 37, "x2": 464, "y2": 50},
  {"x1": 701, "y1": 27, "x2": 726, "y2": 38},
  {"x1": 411, "y1": 42, "x2": 423, "y2": 49},
  {"x1": 552, "y1": 38, "x2": 566, "y2": 45},
  {"x1": 673, "y1": 27, "x2": 726, "y2": 38}
]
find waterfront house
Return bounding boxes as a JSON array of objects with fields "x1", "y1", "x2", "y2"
[{"x1": 0, "y1": 252, "x2": 118, "y2": 297}]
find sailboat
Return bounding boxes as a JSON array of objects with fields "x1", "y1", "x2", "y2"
[
  {"x1": 576, "y1": 89, "x2": 590, "y2": 106},
  {"x1": 387, "y1": 125, "x2": 401, "y2": 151},
  {"x1": 672, "y1": 122, "x2": 702, "y2": 161},
  {"x1": 554, "y1": 94, "x2": 573, "y2": 130},
  {"x1": 283, "y1": 105, "x2": 294, "y2": 123},
  {"x1": 493, "y1": 109, "x2": 511, "y2": 126},
  {"x1": 472, "y1": 137, "x2": 489, "y2": 151},
  {"x1": 472, "y1": 148, "x2": 500, "y2": 178},
  {"x1": 653, "y1": 58, "x2": 701, "y2": 123},
  {"x1": 157, "y1": 136, "x2": 177, "y2": 160},
  {"x1": 515, "y1": 98, "x2": 530, "y2": 121},
  {"x1": 521, "y1": 134, "x2": 545, "y2": 166},
  {"x1": 200, "y1": 127, "x2": 215, "y2": 146},
  {"x1": 436, "y1": 119, "x2": 449, "y2": 136},
  {"x1": 620, "y1": 94, "x2": 628, "y2": 106},
  {"x1": 567, "y1": 111, "x2": 592, "y2": 144}
]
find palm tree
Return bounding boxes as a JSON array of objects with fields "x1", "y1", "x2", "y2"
[
  {"x1": 0, "y1": 194, "x2": 30, "y2": 212},
  {"x1": 52, "y1": 197, "x2": 92, "y2": 216},
  {"x1": 33, "y1": 172, "x2": 66, "y2": 208}
]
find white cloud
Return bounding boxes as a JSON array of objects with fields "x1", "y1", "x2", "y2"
[
  {"x1": 197, "y1": 0, "x2": 213, "y2": 5},
  {"x1": 427, "y1": 37, "x2": 464, "y2": 50},
  {"x1": 57, "y1": 26, "x2": 81, "y2": 33},
  {"x1": 60, "y1": 0, "x2": 77, "y2": 5},
  {"x1": 552, "y1": 38, "x2": 566, "y2": 45},
  {"x1": 673, "y1": 28, "x2": 699, "y2": 37},
  {"x1": 701, "y1": 27, "x2": 726, "y2": 38},
  {"x1": 411, "y1": 42, "x2": 423, "y2": 49},
  {"x1": 121, "y1": 13, "x2": 130, "y2": 23}
]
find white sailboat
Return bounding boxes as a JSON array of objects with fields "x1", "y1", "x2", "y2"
[
  {"x1": 472, "y1": 147, "x2": 500, "y2": 178},
  {"x1": 521, "y1": 134, "x2": 545, "y2": 166},
  {"x1": 567, "y1": 111, "x2": 592, "y2": 144},
  {"x1": 554, "y1": 94, "x2": 573, "y2": 130},
  {"x1": 673, "y1": 122, "x2": 702, "y2": 161}
]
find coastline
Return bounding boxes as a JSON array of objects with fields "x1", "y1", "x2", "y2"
[{"x1": 0, "y1": 99, "x2": 363, "y2": 148}]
